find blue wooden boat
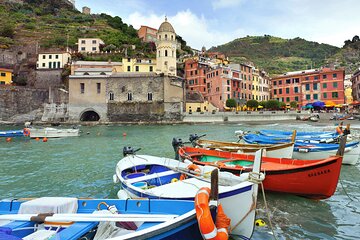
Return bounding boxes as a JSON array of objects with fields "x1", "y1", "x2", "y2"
[
  {"x1": 242, "y1": 133, "x2": 360, "y2": 165},
  {"x1": 259, "y1": 129, "x2": 338, "y2": 139},
  {"x1": 0, "y1": 197, "x2": 206, "y2": 240},
  {"x1": 0, "y1": 130, "x2": 24, "y2": 137}
]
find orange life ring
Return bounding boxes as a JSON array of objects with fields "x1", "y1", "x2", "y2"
[
  {"x1": 195, "y1": 187, "x2": 229, "y2": 240},
  {"x1": 180, "y1": 164, "x2": 201, "y2": 180},
  {"x1": 23, "y1": 128, "x2": 30, "y2": 137}
]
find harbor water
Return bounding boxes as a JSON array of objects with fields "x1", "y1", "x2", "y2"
[{"x1": 1, "y1": 122, "x2": 359, "y2": 239}]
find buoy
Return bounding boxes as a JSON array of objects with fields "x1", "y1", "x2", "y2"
[
  {"x1": 171, "y1": 178, "x2": 178, "y2": 183},
  {"x1": 43, "y1": 137, "x2": 48, "y2": 142},
  {"x1": 255, "y1": 219, "x2": 266, "y2": 227},
  {"x1": 35, "y1": 137, "x2": 40, "y2": 141},
  {"x1": 123, "y1": 132, "x2": 127, "y2": 137},
  {"x1": 6, "y1": 137, "x2": 12, "y2": 142}
]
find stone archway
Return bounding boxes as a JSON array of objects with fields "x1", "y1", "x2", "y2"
[{"x1": 80, "y1": 110, "x2": 100, "y2": 121}]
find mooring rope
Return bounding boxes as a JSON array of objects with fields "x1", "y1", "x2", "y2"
[{"x1": 261, "y1": 182, "x2": 277, "y2": 240}]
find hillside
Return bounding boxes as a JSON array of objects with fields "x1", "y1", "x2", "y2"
[
  {"x1": 0, "y1": 0, "x2": 157, "y2": 60},
  {"x1": 209, "y1": 35, "x2": 341, "y2": 75}
]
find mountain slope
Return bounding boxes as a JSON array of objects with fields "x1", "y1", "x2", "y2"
[{"x1": 209, "y1": 35, "x2": 340, "y2": 75}]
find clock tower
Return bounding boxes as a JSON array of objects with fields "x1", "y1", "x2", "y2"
[{"x1": 156, "y1": 17, "x2": 177, "y2": 76}]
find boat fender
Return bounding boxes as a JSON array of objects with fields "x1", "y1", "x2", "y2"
[
  {"x1": 298, "y1": 148, "x2": 309, "y2": 153},
  {"x1": 255, "y1": 219, "x2": 266, "y2": 227},
  {"x1": 195, "y1": 187, "x2": 230, "y2": 240},
  {"x1": 180, "y1": 164, "x2": 201, "y2": 180},
  {"x1": 23, "y1": 128, "x2": 30, "y2": 137},
  {"x1": 171, "y1": 178, "x2": 178, "y2": 183}
]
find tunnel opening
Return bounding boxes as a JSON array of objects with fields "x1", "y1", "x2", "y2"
[{"x1": 80, "y1": 111, "x2": 100, "y2": 121}]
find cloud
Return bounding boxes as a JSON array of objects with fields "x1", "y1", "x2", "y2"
[
  {"x1": 212, "y1": 0, "x2": 245, "y2": 10},
  {"x1": 126, "y1": 9, "x2": 246, "y2": 49}
]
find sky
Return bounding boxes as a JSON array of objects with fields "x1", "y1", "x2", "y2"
[{"x1": 75, "y1": 0, "x2": 360, "y2": 50}]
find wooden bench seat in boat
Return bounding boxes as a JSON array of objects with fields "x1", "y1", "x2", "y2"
[{"x1": 124, "y1": 170, "x2": 179, "y2": 184}]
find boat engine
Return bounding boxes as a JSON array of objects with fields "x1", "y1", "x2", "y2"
[
  {"x1": 172, "y1": 138, "x2": 183, "y2": 160},
  {"x1": 123, "y1": 147, "x2": 141, "y2": 157},
  {"x1": 189, "y1": 134, "x2": 206, "y2": 146}
]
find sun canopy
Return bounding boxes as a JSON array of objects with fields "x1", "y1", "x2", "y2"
[
  {"x1": 325, "y1": 101, "x2": 336, "y2": 107},
  {"x1": 312, "y1": 101, "x2": 325, "y2": 108}
]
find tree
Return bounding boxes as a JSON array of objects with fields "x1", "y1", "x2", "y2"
[
  {"x1": 279, "y1": 102, "x2": 286, "y2": 109},
  {"x1": 259, "y1": 101, "x2": 267, "y2": 108},
  {"x1": 226, "y1": 99, "x2": 237, "y2": 108},
  {"x1": 246, "y1": 100, "x2": 259, "y2": 109},
  {"x1": 352, "y1": 35, "x2": 360, "y2": 43},
  {"x1": 290, "y1": 101, "x2": 298, "y2": 109},
  {"x1": 265, "y1": 99, "x2": 280, "y2": 110}
]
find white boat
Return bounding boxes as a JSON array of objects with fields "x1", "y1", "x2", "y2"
[
  {"x1": 113, "y1": 149, "x2": 265, "y2": 238},
  {"x1": 292, "y1": 144, "x2": 360, "y2": 165},
  {"x1": 29, "y1": 127, "x2": 80, "y2": 138}
]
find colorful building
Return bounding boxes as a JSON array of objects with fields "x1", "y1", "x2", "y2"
[
  {"x1": 271, "y1": 68, "x2": 345, "y2": 107},
  {"x1": 122, "y1": 58, "x2": 156, "y2": 73},
  {"x1": 0, "y1": 68, "x2": 13, "y2": 85},
  {"x1": 37, "y1": 52, "x2": 71, "y2": 69},
  {"x1": 351, "y1": 69, "x2": 360, "y2": 101},
  {"x1": 138, "y1": 26, "x2": 158, "y2": 42},
  {"x1": 78, "y1": 38, "x2": 104, "y2": 53}
]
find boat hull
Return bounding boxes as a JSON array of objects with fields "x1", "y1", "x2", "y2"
[
  {"x1": 0, "y1": 130, "x2": 24, "y2": 137},
  {"x1": 0, "y1": 198, "x2": 203, "y2": 240},
  {"x1": 180, "y1": 146, "x2": 343, "y2": 199}
]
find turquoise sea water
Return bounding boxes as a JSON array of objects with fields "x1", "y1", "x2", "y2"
[{"x1": 0, "y1": 122, "x2": 359, "y2": 239}]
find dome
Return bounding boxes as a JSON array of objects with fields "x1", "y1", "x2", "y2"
[{"x1": 158, "y1": 17, "x2": 175, "y2": 33}]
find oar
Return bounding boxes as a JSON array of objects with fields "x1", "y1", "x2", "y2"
[
  {"x1": 0, "y1": 213, "x2": 177, "y2": 222},
  {"x1": 291, "y1": 130, "x2": 297, "y2": 143}
]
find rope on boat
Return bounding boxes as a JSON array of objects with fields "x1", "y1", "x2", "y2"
[
  {"x1": 260, "y1": 182, "x2": 277, "y2": 240},
  {"x1": 229, "y1": 194, "x2": 256, "y2": 233}
]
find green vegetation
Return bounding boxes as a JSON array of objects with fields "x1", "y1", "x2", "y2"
[
  {"x1": 246, "y1": 100, "x2": 259, "y2": 109},
  {"x1": 290, "y1": 101, "x2": 298, "y2": 108},
  {"x1": 210, "y1": 35, "x2": 340, "y2": 75},
  {"x1": 226, "y1": 98, "x2": 237, "y2": 108},
  {"x1": 265, "y1": 99, "x2": 280, "y2": 110}
]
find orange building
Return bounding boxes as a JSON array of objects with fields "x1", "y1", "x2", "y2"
[
  {"x1": 138, "y1": 26, "x2": 158, "y2": 42},
  {"x1": 271, "y1": 68, "x2": 345, "y2": 107}
]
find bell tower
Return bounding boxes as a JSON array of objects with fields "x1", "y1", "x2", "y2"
[{"x1": 156, "y1": 17, "x2": 177, "y2": 76}]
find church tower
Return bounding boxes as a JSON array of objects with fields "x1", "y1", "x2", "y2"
[{"x1": 156, "y1": 17, "x2": 177, "y2": 76}]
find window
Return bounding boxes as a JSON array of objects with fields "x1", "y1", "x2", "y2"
[
  {"x1": 306, "y1": 84, "x2": 310, "y2": 91},
  {"x1": 127, "y1": 58, "x2": 131, "y2": 62},
  {"x1": 286, "y1": 97, "x2": 290, "y2": 102},
  {"x1": 109, "y1": 92, "x2": 114, "y2": 100},
  {"x1": 81, "y1": 47, "x2": 85, "y2": 51},
  {"x1": 279, "y1": 89, "x2": 282, "y2": 94},
  {"x1": 0, "y1": 73, "x2": 5, "y2": 77},
  {"x1": 165, "y1": 50, "x2": 168, "y2": 57},
  {"x1": 165, "y1": 34, "x2": 167, "y2": 40},
  {"x1": 332, "y1": 92, "x2": 338, "y2": 98},
  {"x1": 81, "y1": 40, "x2": 85, "y2": 44},
  {"x1": 42, "y1": 55, "x2": 46, "y2": 59},
  {"x1": 305, "y1": 77, "x2": 309, "y2": 80},
  {"x1": 158, "y1": 51, "x2": 160, "y2": 57},
  {"x1": 294, "y1": 78, "x2": 300, "y2": 83},
  {"x1": 323, "y1": 74, "x2": 327, "y2": 79},
  {"x1": 55, "y1": 55, "x2": 59, "y2": 59},
  {"x1": 313, "y1": 94, "x2": 318, "y2": 100},
  {"x1": 295, "y1": 96, "x2": 299, "y2": 101},
  {"x1": 149, "y1": 66, "x2": 153, "y2": 72},
  {"x1": 92, "y1": 40, "x2": 97, "y2": 44},
  {"x1": 147, "y1": 92, "x2": 153, "y2": 101},
  {"x1": 286, "y1": 88, "x2": 289, "y2": 94},
  {"x1": 127, "y1": 92, "x2": 133, "y2": 101},
  {"x1": 135, "y1": 66, "x2": 139, "y2": 72},
  {"x1": 306, "y1": 94, "x2": 310, "y2": 100},
  {"x1": 92, "y1": 47, "x2": 96, "y2": 51},
  {"x1": 314, "y1": 76, "x2": 319, "y2": 80},
  {"x1": 42, "y1": 63, "x2": 45, "y2": 67},
  {"x1": 80, "y1": 83, "x2": 85, "y2": 94},
  {"x1": 333, "y1": 73, "x2": 337, "y2": 79},
  {"x1": 127, "y1": 66, "x2": 131, "y2": 72},
  {"x1": 48, "y1": 62, "x2": 52, "y2": 68},
  {"x1": 323, "y1": 93, "x2": 327, "y2": 99},
  {"x1": 333, "y1": 82, "x2": 338, "y2": 88},
  {"x1": 279, "y1": 80, "x2": 282, "y2": 85},
  {"x1": 49, "y1": 55, "x2": 52, "y2": 59},
  {"x1": 323, "y1": 83, "x2": 327, "y2": 88},
  {"x1": 273, "y1": 89, "x2": 277, "y2": 95},
  {"x1": 294, "y1": 86, "x2": 298, "y2": 93},
  {"x1": 0, "y1": 81, "x2": 4, "y2": 85},
  {"x1": 97, "y1": 83, "x2": 101, "y2": 94},
  {"x1": 313, "y1": 83, "x2": 318, "y2": 90},
  {"x1": 286, "y1": 79, "x2": 291, "y2": 84},
  {"x1": 273, "y1": 81, "x2": 277, "y2": 86}
]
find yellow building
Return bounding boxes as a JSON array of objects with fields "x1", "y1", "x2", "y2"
[
  {"x1": 122, "y1": 58, "x2": 156, "y2": 73},
  {"x1": 0, "y1": 68, "x2": 13, "y2": 85},
  {"x1": 252, "y1": 68, "x2": 260, "y2": 101}
]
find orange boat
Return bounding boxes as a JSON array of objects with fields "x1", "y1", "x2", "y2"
[{"x1": 179, "y1": 146, "x2": 343, "y2": 199}]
